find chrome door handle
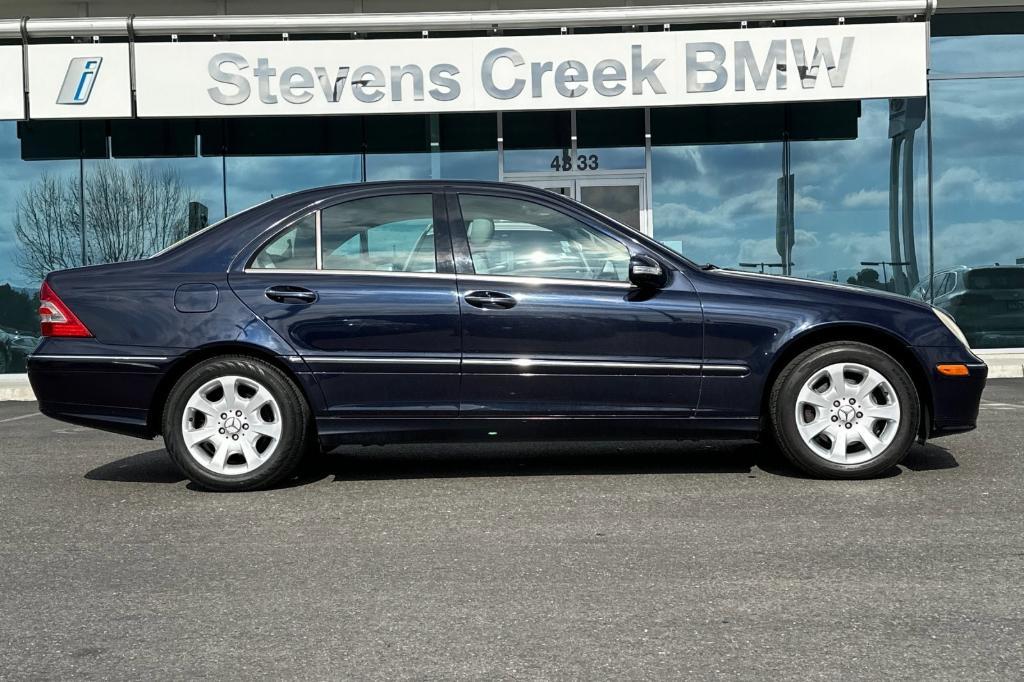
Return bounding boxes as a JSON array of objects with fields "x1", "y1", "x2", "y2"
[
  {"x1": 265, "y1": 286, "x2": 318, "y2": 304},
  {"x1": 464, "y1": 290, "x2": 517, "y2": 310}
]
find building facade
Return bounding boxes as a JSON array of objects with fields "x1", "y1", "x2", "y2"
[{"x1": 0, "y1": 0, "x2": 1022, "y2": 379}]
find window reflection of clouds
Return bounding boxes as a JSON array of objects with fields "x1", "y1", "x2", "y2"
[
  {"x1": 931, "y1": 34, "x2": 1024, "y2": 75},
  {"x1": 226, "y1": 155, "x2": 361, "y2": 214},
  {"x1": 652, "y1": 142, "x2": 781, "y2": 266},
  {"x1": 931, "y1": 78, "x2": 1024, "y2": 272},
  {"x1": 652, "y1": 100, "x2": 930, "y2": 285}
]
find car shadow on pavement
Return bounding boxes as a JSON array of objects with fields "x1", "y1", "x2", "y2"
[
  {"x1": 85, "y1": 449, "x2": 187, "y2": 484},
  {"x1": 84, "y1": 440, "x2": 958, "y2": 489}
]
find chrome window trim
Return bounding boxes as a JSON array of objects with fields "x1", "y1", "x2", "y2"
[
  {"x1": 458, "y1": 274, "x2": 633, "y2": 289},
  {"x1": 314, "y1": 210, "x2": 323, "y2": 271},
  {"x1": 242, "y1": 268, "x2": 457, "y2": 280}
]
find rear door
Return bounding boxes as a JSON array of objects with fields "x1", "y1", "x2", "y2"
[
  {"x1": 448, "y1": 189, "x2": 704, "y2": 417},
  {"x1": 229, "y1": 189, "x2": 461, "y2": 417}
]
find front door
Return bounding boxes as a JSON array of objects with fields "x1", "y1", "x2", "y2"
[
  {"x1": 448, "y1": 188, "x2": 703, "y2": 417},
  {"x1": 229, "y1": 190, "x2": 461, "y2": 417}
]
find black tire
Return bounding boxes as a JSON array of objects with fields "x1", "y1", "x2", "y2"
[
  {"x1": 162, "y1": 355, "x2": 314, "y2": 491},
  {"x1": 770, "y1": 341, "x2": 920, "y2": 479}
]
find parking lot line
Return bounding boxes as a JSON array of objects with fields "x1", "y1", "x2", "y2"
[{"x1": 0, "y1": 411, "x2": 41, "y2": 423}]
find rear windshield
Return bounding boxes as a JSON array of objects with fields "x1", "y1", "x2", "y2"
[{"x1": 965, "y1": 268, "x2": 1024, "y2": 290}]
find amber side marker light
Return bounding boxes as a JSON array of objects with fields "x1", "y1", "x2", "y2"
[{"x1": 936, "y1": 364, "x2": 970, "y2": 377}]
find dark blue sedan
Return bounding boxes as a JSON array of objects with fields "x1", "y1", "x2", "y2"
[{"x1": 27, "y1": 181, "x2": 987, "y2": 490}]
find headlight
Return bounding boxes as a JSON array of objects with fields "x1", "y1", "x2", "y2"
[{"x1": 933, "y1": 307, "x2": 970, "y2": 348}]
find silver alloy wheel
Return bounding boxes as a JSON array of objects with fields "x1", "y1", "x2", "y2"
[
  {"x1": 794, "y1": 362, "x2": 901, "y2": 465},
  {"x1": 181, "y1": 375, "x2": 283, "y2": 475}
]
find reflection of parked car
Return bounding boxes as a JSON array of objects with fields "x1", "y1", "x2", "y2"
[
  {"x1": 910, "y1": 265, "x2": 1024, "y2": 348},
  {"x1": 0, "y1": 326, "x2": 40, "y2": 373}
]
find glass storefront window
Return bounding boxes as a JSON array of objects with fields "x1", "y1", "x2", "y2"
[
  {"x1": 576, "y1": 108, "x2": 646, "y2": 171},
  {"x1": 651, "y1": 142, "x2": 783, "y2": 269},
  {"x1": 365, "y1": 153, "x2": 431, "y2": 181},
  {"x1": 227, "y1": 154, "x2": 361, "y2": 213},
  {"x1": 931, "y1": 14, "x2": 1024, "y2": 75},
  {"x1": 439, "y1": 151, "x2": 498, "y2": 180},
  {"x1": 0, "y1": 121, "x2": 78, "y2": 373},
  {"x1": 930, "y1": 77, "x2": 1024, "y2": 348},
  {"x1": 86, "y1": 156, "x2": 227, "y2": 264},
  {"x1": 790, "y1": 99, "x2": 929, "y2": 294}
]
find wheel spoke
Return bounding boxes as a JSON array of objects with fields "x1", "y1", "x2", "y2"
[
  {"x1": 855, "y1": 368, "x2": 886, "y2": 402},
  {"x1": 208, "y1": 439, "x2": 230, "y2": 472},
  {"x1": 863, "y1": 402, "x2": 900, "y2": 422},
  {"x1": 854, "y1": 424, "x2": 885, "y2": 456},
  {"x1": 239, "y1": 438, "x2": 264, "y2": 471},
  {"x1": 826, "y1": 365, "x2": 847, "y2": 398},
  {"x1": 183, "y1": 425, "x2": 218, "y2": 448},
  {"x1": 797, "y1": 416, "x2": 831, "y2": 442},
  {"x1": 242, "y1": 386, "x2": 275, "y2": 418},
  {"x1": 217, "y1": 376, "x2": 238, "y2": 412},
  {"x1": 829, "y1": 427, "x2": 849, "y2": 461},
  {"x1": 797, "y1": 384, "x2": 830, "y2": 409},
  {"x1": 253, "y1": 419, "x2": 282, "y2": 441},
  {"x1": 186, "y1": 397, "x2": 218, "y2": 419}
]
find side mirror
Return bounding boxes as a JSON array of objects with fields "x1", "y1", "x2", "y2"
[{"x1": 629, "y1": 255, "x2": 668, "y2": 289}]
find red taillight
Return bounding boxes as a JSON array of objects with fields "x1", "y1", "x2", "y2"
[{"x1": 38, "y1": 281, "x2": 92, "y2": 338}]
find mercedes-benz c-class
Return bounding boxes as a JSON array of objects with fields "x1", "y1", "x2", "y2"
[{"x1": 28, "y1": 181, "x2": 987, "y2": 490}]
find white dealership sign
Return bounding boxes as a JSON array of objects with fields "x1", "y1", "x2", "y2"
[
  {"x1": 26, "y1": 43, "x2": 132, "y2": 119},
  {"x1": 135, "y1": 22, "x2": 926, "y2": 117},
  {"x1": 6, "y1": 22, "x2": 926, "y2": 121},
  {"x1": 0, "y1": 46, "x2": 25, "y2": 120}
]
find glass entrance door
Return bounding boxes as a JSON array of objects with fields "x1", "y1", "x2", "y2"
[
  {"x1": 577, "y1": 178, "x2": 646, "y2": 233},
  {"x1": 504, "y1": 174, "x2": 651, "y2": 235}
]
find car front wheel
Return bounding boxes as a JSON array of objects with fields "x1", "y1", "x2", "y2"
[
  {"x1": 162, "y1": 355, "x2": 313, "y2": 491},
  {"x1": 770, "y1": 341, "x2": 920, "y2": 478}
]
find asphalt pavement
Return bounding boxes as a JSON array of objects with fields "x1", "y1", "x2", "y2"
[{"x1": 1, "y1": 381, "x2": 1023, "y2": 680}]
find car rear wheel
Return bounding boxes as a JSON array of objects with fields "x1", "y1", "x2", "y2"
[
  {"x1": 162, "y1": 355, "x2": 313, "y2": 491},
  {"x1": 770, "y1": 342, "x2": 920, "y2": 478}
]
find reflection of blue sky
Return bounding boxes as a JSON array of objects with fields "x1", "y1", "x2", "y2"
[
  {"x1": 931, "y1": 34, "x2": 1024, "y2": 75},
  {"x1": 226, "y1": 154, "x2": 362, "y2": 215},
  {"x1": 930, "y1": 77, "x2": 1024, "y2": 271},
  {"x1": 652, "y1": 99, "x2": 931, "y2": 284}
]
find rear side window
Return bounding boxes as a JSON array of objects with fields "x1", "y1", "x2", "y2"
[
  {"x1": 966, "y1": 268, "x2": 1024, "y2": 290},
  {"x1": 250, "y1": 213, "x2": 317, "y2": 270},
  {"x1": 321, "y1": 194, "x2": 436, "y2": 273}
]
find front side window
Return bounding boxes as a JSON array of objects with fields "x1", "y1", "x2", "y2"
[
  {"x1": 458, "y1": 194, "x2": 629, "y2": 282},
  {"x1": 321, "y1": 194, "x2": 436, "y2": 273},
  {"x1": 250, "y1": 213, "x2": 317, "y2": 270}
]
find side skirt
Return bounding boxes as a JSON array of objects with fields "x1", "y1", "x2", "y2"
[{"x1": 316, "y1": 416, "x2": 760, "y2": 449}]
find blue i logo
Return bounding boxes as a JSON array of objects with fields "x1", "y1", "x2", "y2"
[{"x1": 57, "y1": 57, "x2": 102, "y2": 105}]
